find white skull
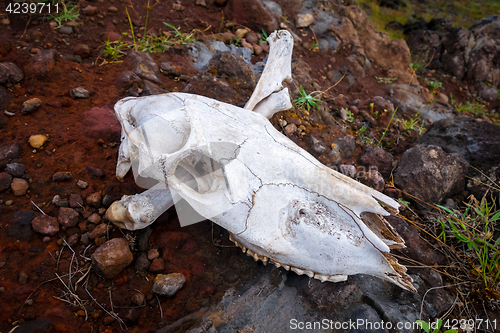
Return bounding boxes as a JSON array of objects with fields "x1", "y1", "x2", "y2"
[{"x1": 106, "y1": 31, "x2": 415, "y2": 291}]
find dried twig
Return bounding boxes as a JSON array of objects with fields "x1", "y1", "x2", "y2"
[{"x1": 30, "y1": 200, "x2": 46, "y2": 215}]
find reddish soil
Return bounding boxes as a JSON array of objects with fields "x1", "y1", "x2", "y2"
[{"x1": 0, "y1": 0, "x2": 496, "y2": 332}]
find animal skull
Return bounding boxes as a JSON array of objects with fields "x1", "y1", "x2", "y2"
[{"x1": 106, "y1": 30, "x2": 415, "y2": 291}]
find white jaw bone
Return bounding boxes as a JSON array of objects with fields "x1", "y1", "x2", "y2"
[{"x1": 106, "y1": 30, "x2": 415, "y2": 291}]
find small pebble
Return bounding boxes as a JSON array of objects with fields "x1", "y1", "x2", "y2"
[
  {"x1": 69, "y1": 193, "x2": 83, "y2": 208},
  {"x1": 0, "y1": 286, "x2": 5, "y2": 292},
  {"x1": 11, "y1": 178, "x2": 29, "y2": 196},
  {"x1": 0, "y1": 172, "x2": 13, "y2": 192},
  {"x1": 42, "y1": 236, "x2": 51, "y2": 243},
  {"x1": 21, "y1": 98, "x2": 42, "y2": 114},
  {"x1": 87, "y1": 213, "x2": 101, "y2": 224},
  {"x1": 103, "y1": 316, "x2": 115, "y2": 325},
  {"x1": 83, "y1": 5, "x2": 97, "y2": 15},
  {"x1": 52, "y1": 172, "x2": 72, "y2": 182},
  {"x1": 5, "y1": 200, "x2": 13, "y2": 205},
  {"x1": 152, "y1": 273, "x2": 186, "y2": 296},
  {"x1": 29, "y1": 134, "x2": 48, "y2": 149},
  {"x1": 25, "y1": 299, "x2": 33, "y2": 306},
  {"x1": 89, "y1": 223, "x2": 107, "y2": 239},
  {"x1": 80, "y1": 233, "x2": 90, "y2": 245},
  {"x1": 18, "y1": 271, "x2": 28, "y2": 285},
  {"x1": 59, "y1": 26, "x2": 73, "y2": 35},
  {"x1": 147, "y1": 248, "x2": 159, "y2": 260},
  {"x1": 67, "y1": 233, "x2": 79, "y2": 247},
  {"x1": 86, "y1": 165, "x2": 104, "y2": 177},
  {"x1": 149, "y1": 258, "x2": 165, "y2": 273},
  {"x1": 70, "y1": 87, "x2": 90, "y2": 99},
  {"x1": 86, "y1": 192, "x2": 102, "y2": 208},
  {"x1": 6, "y1": 163, "x2": 26, "y2": 177},
  {"x1": 131, "y1": 293, "x2": 145, "y2": 306},
  {"x1": 77, "y1": 180, "x2": 88, "y2": 189}
]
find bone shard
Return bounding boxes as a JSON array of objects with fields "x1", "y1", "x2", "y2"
[
  {"x1": 107, "y1": 30, "x2": 415, "y2": 291},
  {"x1": 244, "y1": 30, "x2": 293, "y2": 116}
]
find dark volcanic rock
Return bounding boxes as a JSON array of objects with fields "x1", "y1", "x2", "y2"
[
  {"x1": 360, "y1": 169, "x2": 385, "y2": 192},
  {"x1": 52, "y1": 171, "x2": 72, "y2": 182},
  {"x1": 7, "y1": 211, "x2": 36, "y2": 241},
  {"x1": 0, "y1": 86, "x2": 12, "y2": 111},
  {"x1": 21, "y1": 98, "x2": 42, "y2": 115},
  {"x1": 183, "y1": 72, "x2": 237, "y2": 104},
  {"x1": 440, "y1": 27, "x2": 474, "y2": 79},
  {"x1": 359, "y1": 146, "x2": 395, "y2": 178},
  {"x1": 406, "y1": 30, "x2": 443, "y2": 70},
  {"x1": 8, "y1": 318, "x2": 54, "y2": 333},
  {"x1": 0, "y1": 62, "x2": 24, "y2": 85},
  {"x1": 115, "y1": 71, "x2": 144, "y2": 91},
  {"x1": 334, "y1": 135, "x2": 355, "y2": 159},
  {"x1": 388, "y1": 216, "x2": 445, "y2": 266},
  {"x1": 466, "y1": 34, "x2": 500, "y2": 83},
  {"x1": 225, "y1": 0, "x2": 278, "y2": 34},
  {"x1": 379, "y1": 0, "x2": 403, "y2": 10},
  {"x1": 470, "y1": 15, "x2": 500, "y2": 40},
  {"x1": 394, "y1": 144, "x2": 468, "y2": 204},
  {"x1": 0, "y1": 142, "x2": 21, "y2": 167},
  {"x1": 142, "y1": 80, "x2": 167, "y2": 96},
  {"x1": 405, "y1": 16, "x2": 500, "y2": 83},
  {"x1": 134, "y1": 252, "x2": 151, "y2": 273},
  {"x1": 209, "y1": 51, "x2": 256, "y2": 90},
  {"x1": 419, "y1": 117, "x2": 500, "y2": 171},
  {"x1": 125, "y1": 51, "x2": 162, "y2": 85},
  {"x1": 86, "y1": 165, "x2": 105, "y2": 178},
  {"x1": 6, "y1": 162, "x2": 26, "y2": 177},
  {"x1": 0, "y1": 172, "x2": 13, "y2": 192},
  {"x1": 467, "y1": 164, "x2": 500, "y2": 199}
]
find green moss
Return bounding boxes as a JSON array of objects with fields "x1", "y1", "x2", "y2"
[{"x1": 354, "y1": 0, "x2": 500, "y2": 38}]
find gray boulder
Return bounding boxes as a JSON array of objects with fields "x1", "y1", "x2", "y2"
[
  {"x1": 419, "y1": 116, "x2": 500, "y2": 171},
  {"x1": 394, "y1": 144, "x2": 468, "y2": 204}
]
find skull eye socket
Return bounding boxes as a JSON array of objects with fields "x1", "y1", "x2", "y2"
[{"x1": 174, "y1": 152, "x2": 225, "y2": 195}]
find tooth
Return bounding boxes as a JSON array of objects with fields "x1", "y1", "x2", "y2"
[
  {"x1": 314, "y1": 273, "x2": 329, "y2": 282},
  {"x1": 326, "y1": 275, "x2": 348, "y2": 283},
  {"x1": 291, "y1": 267, "x2": 305, "y2": 275}
]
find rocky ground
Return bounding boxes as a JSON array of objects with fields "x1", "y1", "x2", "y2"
[{"x1": 1, "y1": 0, "x2": 500, "y2": 332}]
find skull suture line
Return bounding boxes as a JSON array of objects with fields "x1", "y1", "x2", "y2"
[{"x1": 106, "y1": 30, "x2": 415, "y2": 291}]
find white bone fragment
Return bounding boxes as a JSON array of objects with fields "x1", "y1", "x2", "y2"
[
  {"x1": 106, "y1": 30, "x2": 415, "y2": 291},
  {"x1": 106, "y1": 182, "x2": 174, "y2": 230},
  {"x1": 244, "y1": 30, "x2": 293, "y2": 116}
]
